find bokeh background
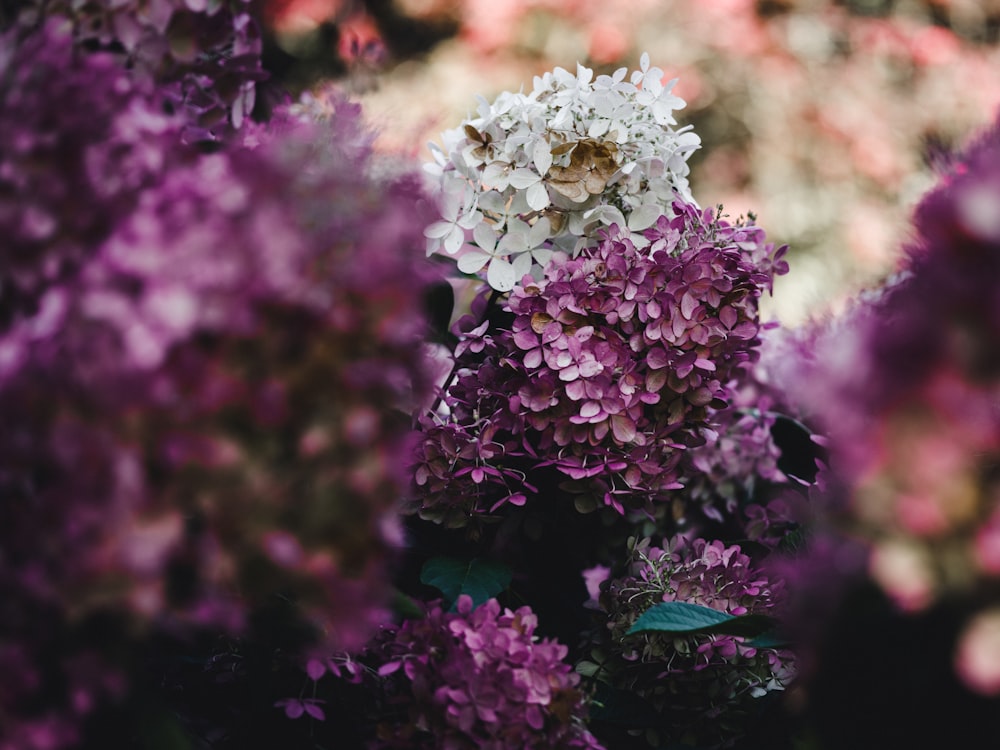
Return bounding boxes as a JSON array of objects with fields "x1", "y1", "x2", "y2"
[{"x1": 259, "y1": 0, "x2": 1000, "y2": 324}]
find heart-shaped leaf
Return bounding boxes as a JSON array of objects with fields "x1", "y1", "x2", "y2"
[
  {"x1": 625, "y1": 601, "x2": 774, "y2": 638},
  {"x1": 420, "y1": 557, "x2": 512, "y2": 611}
]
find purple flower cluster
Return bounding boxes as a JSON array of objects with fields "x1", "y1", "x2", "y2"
[
  {"x1": 671, "y1": 321, "x2": 826, "y2": 536},
  {"x1": 780, "y1": 114, "x2": 1000, "y2": 615},
  {"x1": 14, "y1": 0, "x2": 264, "y2": 140},
  {"x1": 0, "y1": 27, "x2": 438, "y2": 747},
  {"x1": 684, "y1": 405, "x2": 786, "y2": 519},
  {"x1": 585, "y1": 535, "x2": 795, "y2": 748},
  {"x1": 411, "y1": 201, "x2": 787, "y2": 525},
  {"x1": 347, "y1": 596, "x2": 604, "y2": 749},
  {"x1": 0, "y1": 21, "x2": 187, "y2": 330}
]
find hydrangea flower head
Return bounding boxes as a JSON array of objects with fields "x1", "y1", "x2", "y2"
[
  {"x1": 0, "y1": 91, "x2": 435, "y2": 746},
  {"x1": 586, "y1": 536, "x2": 795, "y2": 748},
  {"x1": 0, "y1": 20, "x2": 186, "y2": 331},
  {"x1": 346, "y1": 597, "x2": 604, "y2": 749},
  {"x1": 424, "y1": 54, "x2": 701, "y2": 291},
  {"x1": 411, "y1": 202, "x2": 787, "y2": 524},
  {"x1": 758, "y1": 116, "x2": 1000, "y2": 746},
  {"x1": 14, "y1": 0, "x2": 264, "y2": 140},
  {"x1": 782, "y1": 114, "x2": 1000, "y2": 616}
]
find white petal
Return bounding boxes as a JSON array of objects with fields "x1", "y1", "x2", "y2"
[
  {"x1": 506, "y1": 217, "x2": 530, "y2": 237},
  {"x1": 508, "y1": 190, "x2": 531, "y2": 215},
  {"x1": 481, "y1": 161, "x2": 510, "y2": 190},
  {"x1": 533, "y1": 139, "x2": 552, "y2": 176},
  {"x1": 588, "y1": 118, "x2": 610, "y2": 138},
  {"x1": 508, "y1": 168, "x2": 541, "y2": 190},
  {"x1": 478, "y1": 190, "x2": 507, "y2": 215},
  {"x1": 457, "y1": 208, "x2": 483, "y2": 230},
  {"x1": 532, "y1": 247, "x2": 553, "y2": 266},
  {"x1": 487, "y1": 258, "x2": 517, "y2": 292},
  {"x1": 424, "y1": 220, "x2": 456, "y2": 240},
  {"x1": 473, "y1": 222, "x2": 498, "y2": 252},
  {"x1": 627, "y1": 203, "x2": 663, "y2": 232},
  {"x1": 588, "y1": 205, "x2": 625, "y2": 228},
  {"x1": 511, "y1": 252, "x2": 533, "y2": 280},
  {"x1": 457, "y1": 251, "x2": 490, "y2": 274},
  {"x1": 528, "y1": 216, "x2": 551, "y2": 247},
  {"x1": 526, "y1": 181, "x2": 549, "y2": 212},
  {"x1": 443, "y1": 225, "x2": 466, "y2": 255},
  {"x1": 653, "y1": 100, "x2": 678, "y2": 126}
]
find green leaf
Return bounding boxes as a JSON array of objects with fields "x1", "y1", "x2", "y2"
[
  {"x1": 745, "y1": 630, "x2": 794, "y2": 649},
  {"x1": 419, "y1": 557, "x2": 512, "y2": 611},
  {"x1": 626, "y1": 601, "x2": 774, "y2": 638},
  {"x1": 391, "y1": 589, "x2": 427, "y2": 620},
  {"x1": 574, "y1": 660, "x2": 602, "y2": 678}
]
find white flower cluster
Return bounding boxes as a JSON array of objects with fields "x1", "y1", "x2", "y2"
[{"x1": 424, "y1": 53, "x2": 702, "y2": 292}]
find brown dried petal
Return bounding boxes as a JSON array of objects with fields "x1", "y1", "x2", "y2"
[
  {"x1": 463, "y1": 124, "x2": 483, "y2": 143},
  {"x1": 549, "y1": 164, "x2": 587, "y2": 181},
  {"x1": 530, "y1": 312, "x2": 554, "y2": 333},
  {"x1": 548, "y1": 179, "x2": 590, "y2": 203},
  {"x1": 583, "y1": 171, "x2": 608, "y2": 195},
  {"x1": 543, "y1": 210, "x2": 568, "y2": 234}
]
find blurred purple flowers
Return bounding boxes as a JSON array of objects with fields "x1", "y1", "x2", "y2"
[
  {"x1": 0, "y1": 17, "x2": 436, "y2": 746},
  {"x1": 0, "y1": 21, "x2": 186, "y2": 330},
  {"x1": 13, "y1": 0, "x2": 265, "y2": 140}
]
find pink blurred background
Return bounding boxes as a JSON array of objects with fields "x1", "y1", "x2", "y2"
[{"x1": 263, "y1": 0, "x2": 1000, "y2": 324}]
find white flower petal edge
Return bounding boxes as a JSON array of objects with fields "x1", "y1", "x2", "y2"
[{"x1": 424, "y1": 54, "x2": 702, "y2": 292}]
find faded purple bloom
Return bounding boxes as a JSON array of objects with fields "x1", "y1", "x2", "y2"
[
  {"x1": 344, "y1": 597, "x2": 604, "y2": 749},
  {"x1": 777, "y1": 113, "x2": 1000, "y2": 611},
  {"x1": 14, "y1": 0, "x2": 265, "y2": 140},
  {"x1": 0, "y1": 21, "x2": 187, "y2": 332},
  {"x1": 0, "y1": 86, "x2": 436, "y2": 746},
  {"x1": 761, "y1": 115, "x2": 1000, "y2": 748},
  {"x1": 410, "y1": 201, "x2": 787, "y2": 525},
  {"x1": 584, "y1": 535, "x2": 795, "y2": 748}
]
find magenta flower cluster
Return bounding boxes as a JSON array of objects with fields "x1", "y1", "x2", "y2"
[
  {"x1": 0, "y1": 21, "x2": 187, "y2": 331},
  {"x1": 686, "y1": 406, "x2": 786, "y2": 517},
  {"x1": 586, "y1": 535, "x2": 795, "y2": 748},
  {"x1": 14, "y1": 0, "x2": 264, "y2": 140},
  {"x1": 411, "y1": 201, "x2": 787, "y2": 525},
  {"x1": 346, "y1": 596, "x2": 604, "y2": 749},
  {"x1": 678, "y1": 328, "x2": 821, "y2": 536},
  {"x1": 772, "y1": 114, "x2": 1000, "y2": 671},
  {"x1": 0, "y1": 20, "x2": 436, "y2": 745}
]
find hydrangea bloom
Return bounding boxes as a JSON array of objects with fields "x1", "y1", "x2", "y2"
[
  {"x1": 411, "y1": 202, "x2": 787, "y2": 524},
  {"x1": 671, "y1": 321, "x2": 826, "y2": 538},
  {"x1": 584, "y1": 536, "x2": 795, "y2": 748},
  {"x1": 14, "y1": 0, "x2": 264, "y2": 140},
  {"x1": 0, "y1": 90, "x2": 435, "y2": 746},
  {"x1": 757, "y1": 114, "x2": 1000, "y2": 749},
  {"x1": 424, "y1": 54, "x2": 701, "y2": 291},
  {"x1": 0, "y1": 21, "x2": 186, "y2": 331},
  {"x1": 781, "y1": 114, "x2": 1000, "y2": 615},
  {"x1": 344, "y1": 596, "x2": 604, "y2": 749}
]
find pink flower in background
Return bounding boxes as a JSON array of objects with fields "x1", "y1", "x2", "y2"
[{"x1": 955, "y1": 609, "x2": 1000, "y2": 696}]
